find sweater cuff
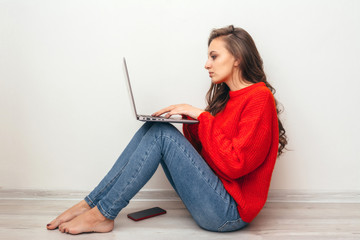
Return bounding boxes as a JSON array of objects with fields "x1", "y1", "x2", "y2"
[
  {"x1": 197, "y1": 111, "x2": 214, "y2": 143},
  {"x1": 198, "y1": 111, "x2": 213, "y2": 122}
]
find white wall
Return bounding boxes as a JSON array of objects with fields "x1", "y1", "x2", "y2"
[{"x1": 1, "y1": 0, "x2": 359, "y2": 192}]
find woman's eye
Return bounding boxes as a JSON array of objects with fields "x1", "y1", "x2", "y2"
[{"x1": 211, "y1": 55, "x2": 217, "y2": 60}]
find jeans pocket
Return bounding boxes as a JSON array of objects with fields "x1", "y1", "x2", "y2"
[{"x1": 218, "y1": 218, "x2": 248, "y2": 232}]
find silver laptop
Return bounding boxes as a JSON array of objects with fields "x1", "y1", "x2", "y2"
[{"x1": 122, "y1": 57, "x2": 199, "y2": 124}]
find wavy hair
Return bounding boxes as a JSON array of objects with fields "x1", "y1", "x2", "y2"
[{"x1": 205, "y1": 25, "x2": 288, "y2": 156}]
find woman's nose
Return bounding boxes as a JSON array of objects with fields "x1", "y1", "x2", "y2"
[{"x1": 204, "y1": 59, "x2": 211, "y2": 69}]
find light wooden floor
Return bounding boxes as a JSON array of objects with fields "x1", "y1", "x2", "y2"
[{"x1": 0, "y1": 190, "x2": 359, "y2": 240}]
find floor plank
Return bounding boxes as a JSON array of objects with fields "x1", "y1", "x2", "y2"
[{"x1": 0, "y1": 196, "x2": 359, "y2": 239}]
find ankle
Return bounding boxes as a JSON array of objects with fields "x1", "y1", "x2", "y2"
[
  {"x1": 79, "y1": 200, "x2": 91, "y2": 209},
  {"x1": 91, "y1": 206, "x2": 107, "y2": 221}
]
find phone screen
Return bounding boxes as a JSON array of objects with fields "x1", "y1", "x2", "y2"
[{"x1": 127, "y1": 207, "x2": 167, "y2": 221}]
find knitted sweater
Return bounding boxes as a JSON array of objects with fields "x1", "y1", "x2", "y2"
[{"x1": 183, "y1": 82, "x2": 279, "y2": 223}]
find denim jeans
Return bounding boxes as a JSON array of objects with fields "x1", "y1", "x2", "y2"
[{"x1": 84, "y1": 122, "x2": 248, "y2": 232}]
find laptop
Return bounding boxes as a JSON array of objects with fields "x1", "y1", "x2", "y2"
[{"x1": 122, "y1": 57, "x2": 199, "y2": 124}]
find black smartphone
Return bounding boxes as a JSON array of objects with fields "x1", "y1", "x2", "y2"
[{"x1": 127, "y1": 207, "x2": 167, "y2": 221}]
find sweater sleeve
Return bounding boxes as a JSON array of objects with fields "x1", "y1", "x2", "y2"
[
  {"x1": 197, "y1": 93, "x2": 274, "y2": 180},
  {"x1": 182, "y1": 116, "x2": 202, "y2": 153}
]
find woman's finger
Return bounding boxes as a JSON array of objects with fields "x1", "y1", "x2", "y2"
[{"x1": 152, "y1": 105, "x2": 176, "y2": 117}]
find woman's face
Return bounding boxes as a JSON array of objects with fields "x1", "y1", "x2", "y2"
[{"x1": 205, "y1": 38, "x2": 239, "y2": 85}]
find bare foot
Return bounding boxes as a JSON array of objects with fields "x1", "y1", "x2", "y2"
[
  {"x1": 46, "y1": 200, "x2": 91, "y2": 230},
  {"x1": 58, "y1": 206, "x2": 114, "y2": 235}
]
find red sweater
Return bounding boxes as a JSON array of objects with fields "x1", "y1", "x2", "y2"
[{"x1": 183, "y1": 82, "x2": 279, "y2": 223}]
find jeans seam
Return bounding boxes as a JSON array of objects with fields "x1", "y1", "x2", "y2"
[
  {"x1": 84, "y1": 196, "x2": 95, "y2": 208},
  {"x1": 97, "y1": 201, "x2": 116, "y2": 220},
  {"x1": 91, "y1": 158, "x2": 129, "y2": 203},
  {"x1": 106, "y1": 135, "x2": 160, "y2": 215},
  {"x1": 163, "y1": 134, "x2": 230, "y2": 204},
  {"x1": 217, "y1": 203, "x2": 248, "y2": 232},
  {"x1": 218, "y1": 218, "x2": 241, "y2": 232}
]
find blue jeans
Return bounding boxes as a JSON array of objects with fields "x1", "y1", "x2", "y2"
[{"x1": 84, "y1": 122, "x2": 248, "y2": 232}]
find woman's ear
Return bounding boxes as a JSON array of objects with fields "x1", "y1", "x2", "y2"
[{"x1": 234, "y1": 59, "x2": 240, "y2": 67}]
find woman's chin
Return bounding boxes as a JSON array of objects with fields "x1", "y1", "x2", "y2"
[{"x1": 211, "y1": 79, "x2": 223, "y2": 85}]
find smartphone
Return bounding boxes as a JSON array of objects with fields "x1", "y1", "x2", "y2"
[{"x1": 127, "y1": 207, "x2": 167, "y2": 221}]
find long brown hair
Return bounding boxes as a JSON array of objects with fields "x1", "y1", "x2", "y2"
[{"x1": 205, "y1": 25, "x2": 287, "y2": 156}]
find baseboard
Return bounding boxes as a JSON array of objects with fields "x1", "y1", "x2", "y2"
[
  {"x1": 0, "y1": 188, "x2": 359, "y2": 203},
  {"x1": 267, "y1": 189, "x2": 360, "y2": 203},
  {"x1": 0, "y1": 189, "x2": 180, "y2": 202}
]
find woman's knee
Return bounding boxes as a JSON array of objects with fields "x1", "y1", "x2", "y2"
[{"x1": 149, "y1": 122, "x2": 180, "y2": 136}]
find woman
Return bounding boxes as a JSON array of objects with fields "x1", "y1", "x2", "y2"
[{"x1": 46, "y1": 25, "x2": 287, "y2": 234}]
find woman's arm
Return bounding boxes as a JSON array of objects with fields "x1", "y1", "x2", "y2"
[
  {"x1": 182, "y1": 116, "x2": 202, "y2": 153},
  {"x1": 197, "y1": 93, "x2": 277, "y2": 180}
]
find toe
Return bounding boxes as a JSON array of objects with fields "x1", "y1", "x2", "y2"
[
  {"x1": 47, "y1": 220, "x2": 59, "y2": 230},
  {"x1": 59, "y1": 223, "x2": 64, "y2": 233}
]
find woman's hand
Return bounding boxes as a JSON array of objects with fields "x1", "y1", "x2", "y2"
[{"x1": 152, "y1": 104, "x2": 205, "y2": 120}]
